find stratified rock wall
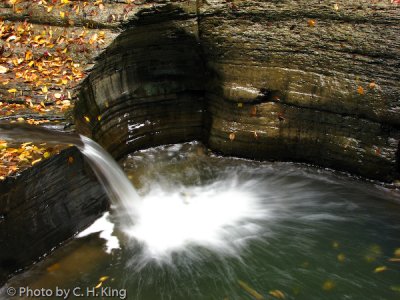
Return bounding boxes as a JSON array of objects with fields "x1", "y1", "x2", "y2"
[
  {"x1": 75, "y1": 4, "x2": 205, "y2": 159},
  {"x1": 0, "y1": 147, "x2": 108, "y2": 283},
  {"x1": 75, "y1": 0, "x2": 400, "y2": 181},
  {"x1": 200, "y1": 0, "x2": 400, "y2": 181}
]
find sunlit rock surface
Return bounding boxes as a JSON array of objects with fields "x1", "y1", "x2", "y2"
[{"x1": 75, "y1": 0, "x2": 400, "y2": 181}]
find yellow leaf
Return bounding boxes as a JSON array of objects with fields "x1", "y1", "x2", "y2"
[
  {"x1": 333, "y1": 3, "x2": 339, "y2": 10},
  {"x1": 25, "y1": 50, "x2": 33, "y2": 61},
  {"x1": 43, "y1": 152, "x2": 51, "y2": 159},
  {"x1": 32, "y1": 158, "x2": 42, "y2": 165},
  {"x1": 17, "y1": 117, "x2": 25, "y2": 122},
  {"x1": 54, "y1": 93, "x2": 62, "y2": 99},
  {"x1": 61, "y1": 0, "x2": 70, "y2": 3},
  {"x1": 97, "y1": 115, "x2": 102, "y2": 121},
  {"x1": 238, "y1": 280, "x2": 264, "y2": 300},
  {"x1": 0, "y1": 65, "x2": 9, "y2": 74},
  {"x1": 60, "y1": 11, "x2": 65, "y2": 18},
  {"x1": 89, "y1": 33, "x2": 98, "y2": 45},
  {"x1": 269, "y1": 290, "x2": 285, "y2": 299},
  {"x1": 394, "y1": 248, "x2": 400, "y2": 257},
  {"x1": 95, "y1": 282, "x2": 102, "y2": 289},
  {"x1": 84, "y1": 116, "x2": 91, "y2": 123},
  {"x1": 237, "y1": 102, "x2": 243, "y2": 108},
  {"x1": 337, "y1": 253, "x2": 346, "y2": 262},
  {"x1": 374, "y1": 266, "x2": 387, "y2": 273},
  {"x1": 99, "y1": 276, "x2": 109, "y2": 282},
  {"x1": 229, "y1": 132, "x2": 235, "y2": 141},
  {"x1": 41, "y1": 86, "x2": 48, "y2": 93},
  {"x1": 8, "y1": 88, "x2": 17, "y2": 93},
  {"x1": 47, "y1": 6, "x2": 53, "y2": 12},
  {"x1": 322, "y1": 280, "x2": 335, "y2": 291},
  {"x1": 332, "y1": 241, "x2": 339, "y2": 249}
]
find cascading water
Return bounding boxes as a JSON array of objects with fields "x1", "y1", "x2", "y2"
[
  {"x1": 0, "y1": 123, "x2": 139, "y2": 227},
  {"x1": 2, "y1": 124, "x2": 400, "y2": 300},
  {"x1": 0, "y1": 124, "x2": 268, "y2": 263}
]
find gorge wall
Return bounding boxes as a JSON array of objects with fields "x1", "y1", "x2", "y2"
[{"x1": 75, "y1": 0, "x2": 400, "y2": 181}]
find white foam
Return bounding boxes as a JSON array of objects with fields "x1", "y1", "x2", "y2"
[
  {"x1": 77, "y1": 212, "x2": 120, "y2": 253},
  {"x1": 123, "y1": 178, "x2": 270, "y2": 261}
]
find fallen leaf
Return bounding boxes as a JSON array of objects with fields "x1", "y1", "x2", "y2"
[
  {"x1": 322, "y1": 280, "x2": 335, "y2": 291},
  {"x1": 369, "y1": 81, "x2": 376, "y2": 89},
  {"x1": 357, "y1": 86, "x2": 364, "y2": 95},
  {"x1": 0, "y1": 66, "x2": 9, "y2": 74},
  {"x1": 32, "y1": 158, "x2": 42, "y2": 165},
  {"x1": 99, "y1": 276, "x2": 109, "y2": 282},
  {"x1": 308, "y1": 19, "x2": 316, "y2": 27},
  {"x1": 229, "y1": 132, "x2": 236, "y2": 141},
  {"x1": 269, "y1": 290, "x2": 285, "y2": 299},
  {"x1": 374, "y1": 266, "x2": 387, "y2": 273},
  {"x1": 238, "y1": 280, "x2": 264, "y2": 300},
  {"x1": 43, "y1": 152, "x2": 51, "y2": 159},
  {"x1": 337, "y1": 253, "x2": 346, "y2": 262},
  {"x1": 95, "y1": 282, "x2": 102, "y2": 289},
  {"x1": 8, "y1": 88, "x2": 17, "y2": 93}
]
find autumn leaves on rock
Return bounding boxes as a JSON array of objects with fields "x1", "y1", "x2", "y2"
[{"x1": 0, "y1": 0, "x2": 145, "y2": 178}]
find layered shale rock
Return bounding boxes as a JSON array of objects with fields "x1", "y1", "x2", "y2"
[
  {"x1": 200, "y1": 0, "x2": 400, "y2": 181},
  {"x1": 76, "y1": 0, "x2": 400, "y2": 181},
  {"x1": 75, "y1": 3, "x2": 206, "y2": 159},
  {"x1": 0, "y1": 147, "x2": 108, "y2": 283}
]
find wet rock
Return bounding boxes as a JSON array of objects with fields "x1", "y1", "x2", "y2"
[
  {"x1": 0, "y1": 147, "x2": 108, "y2": 284},
  {"x1": 75, "y1": 4, "x2": 205, "y2": 159},
  {"x1": 75, "y1": 0, "x2": 400, "y2": 181}
]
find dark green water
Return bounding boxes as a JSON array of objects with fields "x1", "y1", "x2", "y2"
[{"x1": 1, "y1": 142, "x2": 400, "y2": 300}]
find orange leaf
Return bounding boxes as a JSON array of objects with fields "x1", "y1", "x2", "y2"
[
  {"x1": 308, "y1": 19, "x2": 316, "y2": 27},
  {"x1": 357, "y1": 86, "x2": 364, "y2": 95}
]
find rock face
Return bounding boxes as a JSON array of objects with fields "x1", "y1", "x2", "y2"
[
  {"x1": 75, "y1": 4, "x2": 206, "y2": 159},
  {"x1": 0, "y1": 147, "x2": 108, "y2": 284},
  {"x1": 75, "y1": 0, "x2": 400, "y2": 182}
]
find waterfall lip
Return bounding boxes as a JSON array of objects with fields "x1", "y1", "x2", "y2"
[{"x1": 0, "y1": 122, "x2": 84, "y2": 147}]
